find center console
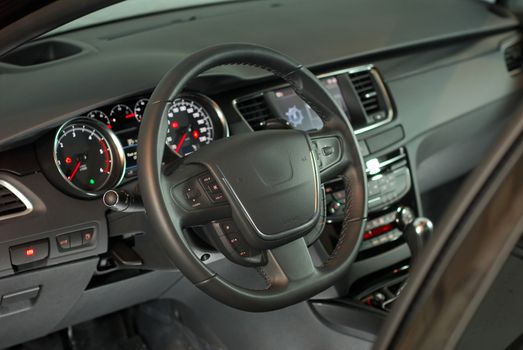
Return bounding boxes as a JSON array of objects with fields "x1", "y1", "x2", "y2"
[
  {"x1": 325, "y1": 148, "x2": 415, "y2": 254},
  {"x1": 320, "y1": 146, "x2": 421, "y2": 312},
  {"x1": 232, "y1": 62, "x2": 422, "y2": 314},
  {"x1": 307, "y1": 144, "x2": 423, "y2": 341}
]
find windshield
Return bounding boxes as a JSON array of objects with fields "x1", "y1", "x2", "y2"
[{"x1": 49, "y1": 0, "x2": 236, "y2": 34}]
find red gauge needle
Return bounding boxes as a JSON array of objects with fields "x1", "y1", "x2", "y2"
[
  {"x1": 125, "y1": 113, "x2": 136, "y2": 119},
  {"x1": 175, "y1": 133, "x2": 187, "y2": 153},
  {"x1": 68, "y1": 161, "x2": 82, "y2": 181}
]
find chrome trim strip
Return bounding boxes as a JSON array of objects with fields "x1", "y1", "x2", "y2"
[
  {"x1": 365, "y1": 153, "x2": 407, "y2": 174},
  {"x1": 232, "y1": 64, "x2": 395, "y2": 135},
  {"x1": 319, "y1": 64, "x2": 374, "y2": 78},
  {"x1": 0, "y1": 179, "x2": 33, "y2": 221}
]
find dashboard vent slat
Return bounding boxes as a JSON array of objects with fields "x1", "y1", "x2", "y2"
[
  {"x1": 0, "y1": 182, "x2": 30, "y2": 219},
  {"x1": 235, "y1": 95, "x2": 272, "y2": 130},
  {"x1": 503, "y1": 41, "x2": 523, "y2": 74},
  {"x1": 0, "y1": 195, "x2": 22, "y2": 206},
  {"x1": 0, "y1": 201, "x2": 26, "y2": 213},
  {"x1": 348, "y1": 68, "x2": 390, "y2": 122}
]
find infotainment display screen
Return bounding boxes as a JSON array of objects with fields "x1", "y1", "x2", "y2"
[{"x1": 265, "y1": 76, "x2": 348, "y2": 131}]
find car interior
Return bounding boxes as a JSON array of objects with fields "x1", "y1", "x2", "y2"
[{"x1": 1, "y1": 0, "x2": 523, "y2": 349}]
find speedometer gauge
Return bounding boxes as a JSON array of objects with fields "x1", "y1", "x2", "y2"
[
  {"x1": 52, "y1": 119, "x2": 125, "y2": 197},
  {"x1": 166, "y1": 97, "x2": 215, "y2": 157}
]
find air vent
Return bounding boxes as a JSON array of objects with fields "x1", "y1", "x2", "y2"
[
  {"x1": 503, "y1": 41, "x2": 523, "y2": 74},
  {"x1": 0, "y1": 181, "x2": 31, "y2": 220},
  {"x1": 234, "y1": 95, "x2": 272, "y2": 130},
  {"x1": 348, "y1": 67, "x2": 391, "y2": 124}
]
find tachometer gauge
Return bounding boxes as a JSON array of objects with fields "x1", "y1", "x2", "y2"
[
  {"x1": 134, "y1": 98, "x2": 149, "y2": 122},
  {"x1": 110, "y1": 104, "x2": 135, "y2": 123},
  {"x1": 165, "y1": 97, "x2": 216, "y2": 157},
  {"x1": 53, "y1": 119, "x2": 125, "y2": 197},
  {"x1": 87, "y1": 110, "x2": 114, "y2": 129}
]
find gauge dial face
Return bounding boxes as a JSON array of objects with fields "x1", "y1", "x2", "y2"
[
  {"x1": 165, "y1": 98, "x2": 215, "y2": 157},
  {"x1": 87, "y1": 110, "x2": 114, "y2": 129},
  {"x1": 134, "y1": 98, "x2": 149, "y2": 122},
  {"x1": 110, "y1": 104, "x2": 135, "y2": 124},
  {"x1": 55, "y1": 122, "x2": 115, "y2": 193}
]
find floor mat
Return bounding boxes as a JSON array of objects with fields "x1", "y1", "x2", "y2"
[
  {"x1": 8, "y1": 299, "x2": 224, "y2": 350},
  {"x1": 134, "y1": 300, "x2": 224, "y2": 350},
  {"x1": 69, "y1": 312, "x2": 147, "y2": 350},
  {"x1": 7, "y1": 332, "x2": 66, "y2": 350}
]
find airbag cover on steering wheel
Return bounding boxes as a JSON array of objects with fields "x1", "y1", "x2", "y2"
[{"x1": 188, "y1": 129, "x2": 320, "y2": 242}]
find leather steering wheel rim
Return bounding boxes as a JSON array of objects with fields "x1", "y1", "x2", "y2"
[{"x1": 137, "y1": 43, "x2": 367, "y2": 312}]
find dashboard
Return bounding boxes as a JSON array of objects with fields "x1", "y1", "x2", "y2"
[
  {"x1": 0, "y1": 0, "x2": 522, "y2": 348},
  {"x1": 35, "y1": 64, "x2": 394, "y2": 199}
]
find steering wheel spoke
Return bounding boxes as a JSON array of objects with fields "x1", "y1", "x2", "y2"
[
  {"x1": 262, "y1": 238, "x2": 318, "y2": 289},
  {"x1": 160, "y1": 163, "x2": 229, "y2": 230},
  {"x1": 198, "y1": 218, "x2": 267, "y2": 267},
  {"x1": 308, "y1": 128, "x2": 350, "y2": 182}
]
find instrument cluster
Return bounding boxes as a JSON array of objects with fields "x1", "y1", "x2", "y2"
[
  {"x1": 40, "y1": 93, "x2": 228, "y2": 198},
  {"x1": 86, "y1": 95, "x2": 150, "y2": 178}
]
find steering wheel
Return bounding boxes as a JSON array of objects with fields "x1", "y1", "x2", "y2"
[{"x1": 137, "y1": 44, "x2": 367, "y2": 312}]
